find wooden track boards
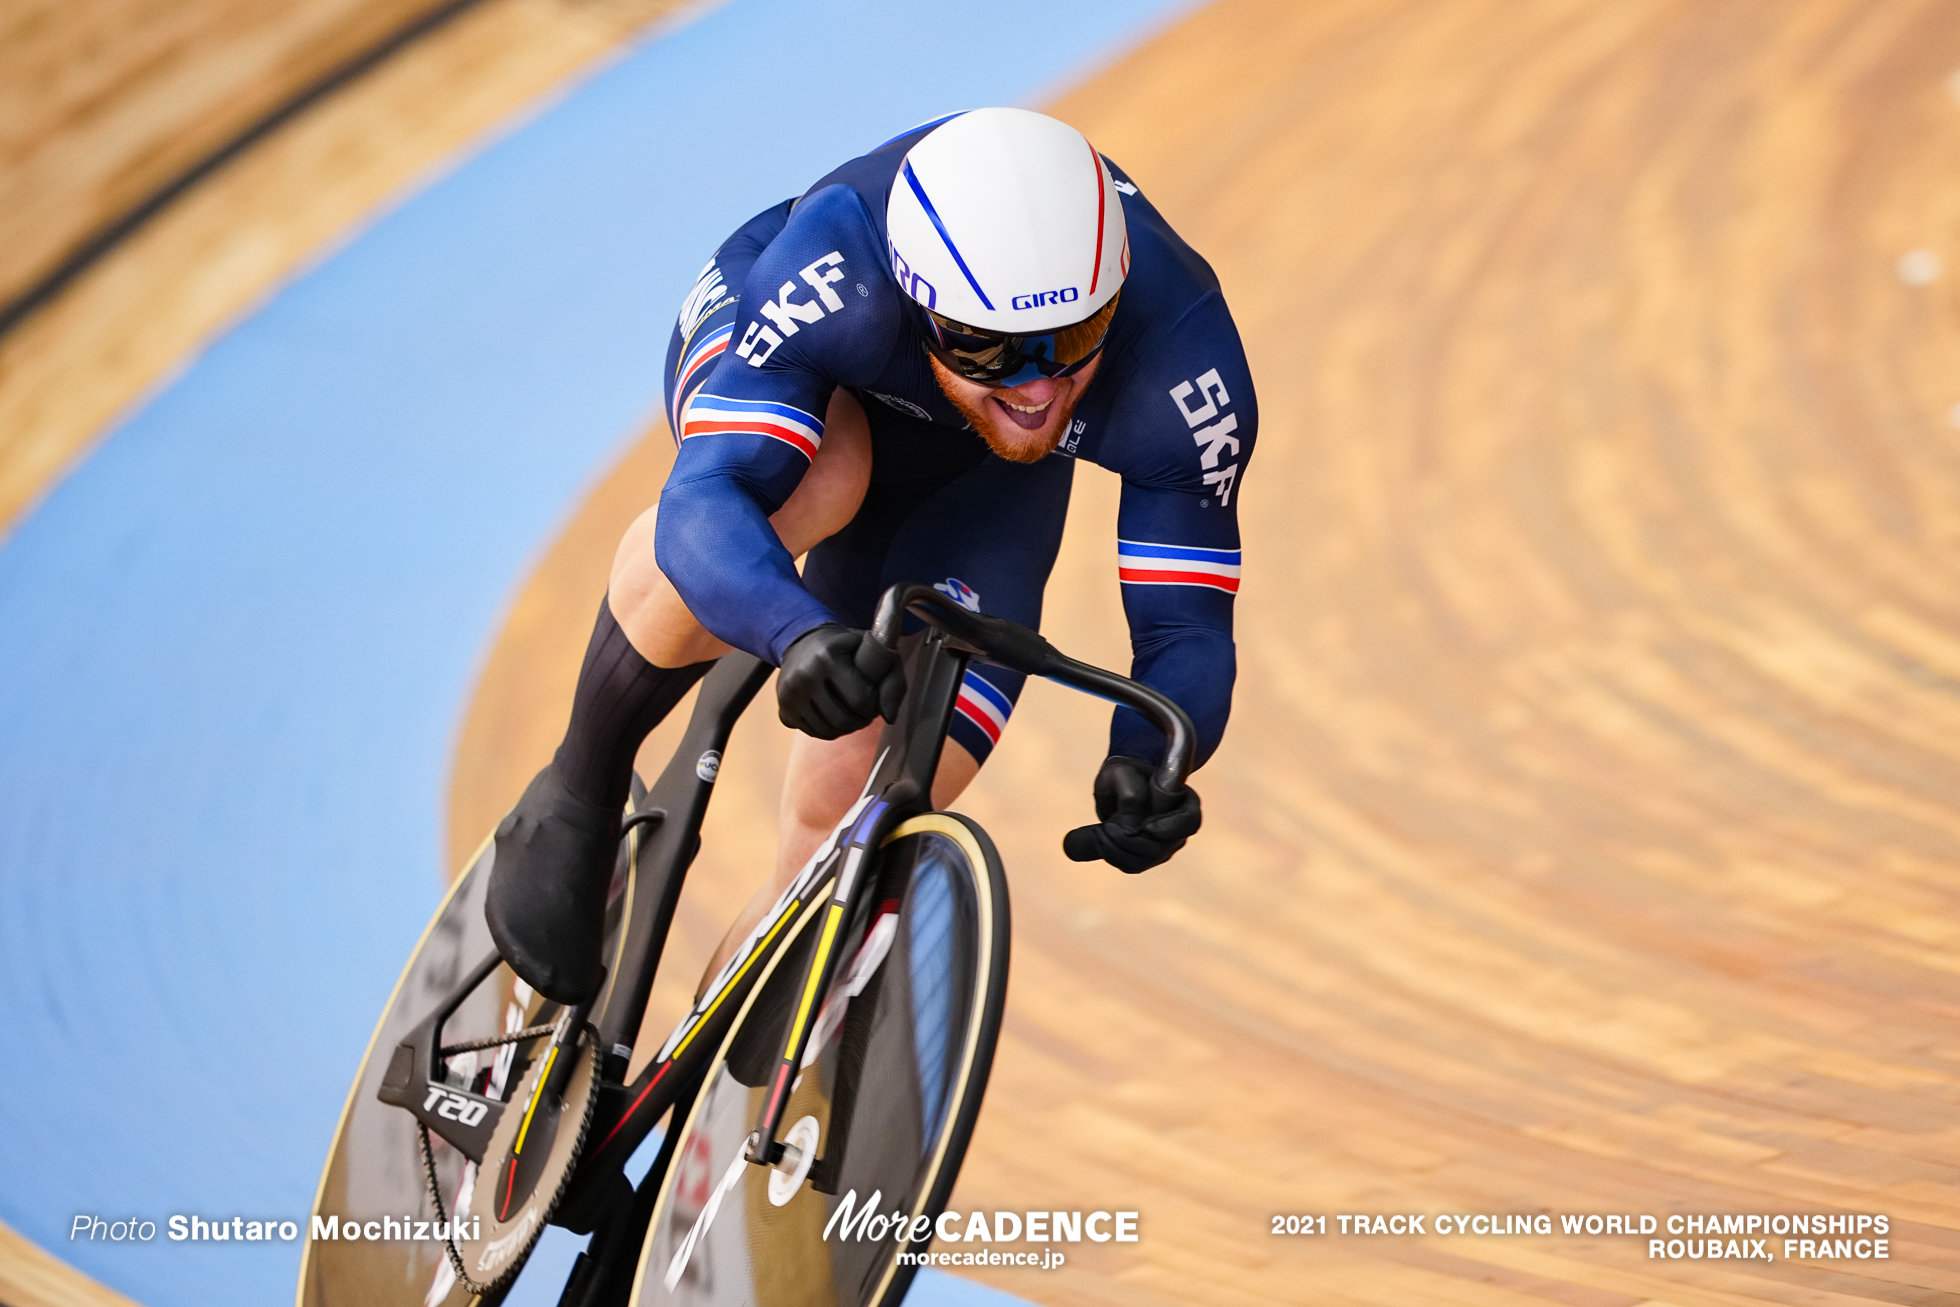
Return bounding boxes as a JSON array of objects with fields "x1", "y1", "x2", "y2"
[
  {"x1": 0, "y1": 1221, "x2": 140, "y2": 1307},
  {"x1": 0, "y1": 0, "x2": 690, "y2": 536},
  {"x1": 459, "y1": 1, "x2": 1960, "y2": 1303}
]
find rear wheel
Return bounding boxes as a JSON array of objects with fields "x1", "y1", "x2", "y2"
[
  {"x1": 629, "y1": 813, "x2": 1010, "y2": 1307},
  {"x1": 300, "y1": 792, "x2": 647, "y2": 1307}
]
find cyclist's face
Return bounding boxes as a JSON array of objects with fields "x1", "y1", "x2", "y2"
[{"x1": 929, "y1": 353, "x2": 1102, "y2": 464}]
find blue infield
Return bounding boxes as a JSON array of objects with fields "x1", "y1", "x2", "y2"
[{"x1": 0, "y1": 0, "x2": 1199, "y2": 1303}]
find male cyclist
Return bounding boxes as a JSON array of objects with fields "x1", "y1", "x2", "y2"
[{"x1": 486, "y1": 108, "x2": 1256, "y2": 1004}]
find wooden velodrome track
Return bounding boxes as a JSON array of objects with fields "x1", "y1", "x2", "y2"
[{"x1": 8, "y1": 0, "x2": 1960, "y2": 1304}]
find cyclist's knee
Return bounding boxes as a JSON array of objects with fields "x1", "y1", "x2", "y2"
[
  {"x1": 607, "y1": 505, "x2": 728, "y2": 667},
  {"x1": 932, "y1": 739, "x2": 981, "y2": 808},
  {"x1": 783, "y1": 727, "x2": 877, "y2": 825}
]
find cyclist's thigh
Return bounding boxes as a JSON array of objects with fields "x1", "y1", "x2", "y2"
[{"x1": 802, "y1": 411, "x2": 1075, "y2": 766}]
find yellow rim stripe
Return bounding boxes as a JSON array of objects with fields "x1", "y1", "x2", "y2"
[
  {"x1": 869, "y1": 814, "x2": 997, "y2": 1307},
  {"x1": 592, "y1": 814, "x2": 641, "y2": 1029}
]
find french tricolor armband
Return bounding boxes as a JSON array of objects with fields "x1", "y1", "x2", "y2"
[
  {"x1": 680, "y1": 395, "x2": 824, "y2": 460},
  {"x1": 1116, "y1": 540, "x2": 1241, "y2": 593},
  {"x1": 954, "y1": 671, "x2": 1014, "y2": 748}
]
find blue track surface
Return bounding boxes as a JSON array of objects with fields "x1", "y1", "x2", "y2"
[{"x1": 0, "y1": 1, "x2": 1197, "y2": 1303}]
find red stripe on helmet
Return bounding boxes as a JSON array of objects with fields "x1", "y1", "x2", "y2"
[{"x1": 1088, "y1": 140, "x2": 1106, "y2": 296}]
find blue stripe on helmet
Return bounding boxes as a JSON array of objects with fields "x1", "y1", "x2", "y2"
[{"x1": 902, "y1": 160, "x2": 995, "y2": 312}]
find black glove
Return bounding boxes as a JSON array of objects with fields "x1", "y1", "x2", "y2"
[
  {"x1": 1062, "y1": 755, "x2": 1202, "y2": 872},
  {"x1": 777, "y1": 624, "x2": 905, "y2": 739}
]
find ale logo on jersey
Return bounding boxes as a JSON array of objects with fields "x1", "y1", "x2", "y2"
[{"x1": 1010, "y1": 287, "x2": 1079, "y2": 311}]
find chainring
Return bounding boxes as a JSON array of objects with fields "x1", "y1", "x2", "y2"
[{"x1": 452, "y1": 1026, "x2": 600, "y2": 1292}]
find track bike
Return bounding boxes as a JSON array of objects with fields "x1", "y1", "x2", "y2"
[{"x1": 299, "y1": 581, "x2": 1195, "y2": 1307}]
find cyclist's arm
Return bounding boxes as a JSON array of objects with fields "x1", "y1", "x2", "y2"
[
  {"x1": 1112, "y1": 482, "x2": 1242, "y2": 768},
  {"x1": 1101, "y1": 308, "x2": 1257, "y2": 768},
  {"x1": 655, "y1": 187, "x2": 897, "y2": 664}
]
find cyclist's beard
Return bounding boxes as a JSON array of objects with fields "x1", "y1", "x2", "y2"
[{"x1": 929, "y1": 356, "x2": 1094, "y2": 464}]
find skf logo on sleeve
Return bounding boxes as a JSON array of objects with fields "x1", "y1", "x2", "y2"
[
  {"x1": 1169, "y1": 368, "x2": 1240, "y2": 505},
  {"x1": 735, "y1": 252, "x2": 849, "y2": 367}
]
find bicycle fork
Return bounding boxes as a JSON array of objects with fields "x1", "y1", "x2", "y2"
[{"x1": 743, "y1": 628, "x2": 967, "y2": 1171}]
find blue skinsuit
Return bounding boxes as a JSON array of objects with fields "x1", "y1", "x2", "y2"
[{"x1": 657, "y1": 118, "x2": 1255, "y2": 769}]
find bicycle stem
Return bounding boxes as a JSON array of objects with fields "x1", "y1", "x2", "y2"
[{"x1": 871, "y1": 581, "x2": 1197, "y2": 793}]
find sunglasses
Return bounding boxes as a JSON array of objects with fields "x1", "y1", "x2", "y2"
[{"x1": 920, "y1": 297, "x2": 1118, "y2": 387}]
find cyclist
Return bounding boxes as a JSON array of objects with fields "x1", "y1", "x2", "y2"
[{"x1": 486, "y1": 107, "x2": 1256, "y2": 1005}]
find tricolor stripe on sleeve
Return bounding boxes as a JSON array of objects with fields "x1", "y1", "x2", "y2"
[
  {"x1": 680, "y1": 394, "x2": 824, "y2": 460},
  {"x1": 1117, "y1": 540, "x2": 1241, "y2": 593},
  {"x1": 954, "y1": 671, "x2": 1013, "y2": 747},
  {"x1": 669, "y1": 324, "x2": 734, "y2": 431}
]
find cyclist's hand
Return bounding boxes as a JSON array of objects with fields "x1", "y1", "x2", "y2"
[
  {"x1": 1063, "y1": 755, "x2": 1202, "y2": 872},
  {"x1": 777, "y1": 623, "x2": 905, "y2": 739}
]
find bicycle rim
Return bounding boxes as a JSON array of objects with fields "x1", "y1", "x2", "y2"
[{"x1": 629, "y1": 812, "x2": 1010, "y2": 1307}]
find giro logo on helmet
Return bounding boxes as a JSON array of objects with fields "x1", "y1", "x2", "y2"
[
  {"x1": 1010, "y1": 288, "x2": 1080, "y2": 311},
  {"x1": 889, "y1": 244, "x2": 938, "y2": 310}
]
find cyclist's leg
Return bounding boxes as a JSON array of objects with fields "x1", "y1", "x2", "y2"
[
  {"x1": 698, "y1": 435, "x2": 1074, "y2": 988},
  {"x1": 487, "y1": 202, "x2": 869, "y2": 1003}
]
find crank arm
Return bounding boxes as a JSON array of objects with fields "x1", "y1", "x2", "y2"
[
  {"x1": 378, "y1": 1041, "x2": 503, "y2": 1162},
  {"x1": 376, "y1": 948, "x2": 576, "y2": 1163}
]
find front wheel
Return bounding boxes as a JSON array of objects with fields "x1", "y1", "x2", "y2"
[{"x1": 629, "y1": 813, "x2": 1010, "y2": 1307}]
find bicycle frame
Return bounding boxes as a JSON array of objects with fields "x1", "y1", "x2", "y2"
[{"x1": 369, "y1": 579, "x2": 1196, "y2": 1277}]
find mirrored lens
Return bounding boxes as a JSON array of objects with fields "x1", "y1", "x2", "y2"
[{"x1": 923, "y1": 299, "x2": 1116, "y2": 385}]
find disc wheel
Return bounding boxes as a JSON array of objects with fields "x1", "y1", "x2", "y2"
[
  {"x1": 299, "y1": 796, "x2": 645, "y2": 1307},
  {"x1": 629, "y1": 812, "x2": 1010, "y2": 1307}
]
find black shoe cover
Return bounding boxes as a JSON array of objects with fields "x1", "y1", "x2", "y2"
[{"x1": 484, "y1": 765, "x2": 618, "y2": 1004}]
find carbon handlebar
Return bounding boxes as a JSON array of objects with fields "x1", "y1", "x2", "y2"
[{"x1": 870, "y1": 581, "x2": 1197, "y2": 796}]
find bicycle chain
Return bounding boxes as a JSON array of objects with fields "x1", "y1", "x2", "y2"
[
  {"x1": 418, "y1": 1024, "x2": 596, "y2": 1300},
  {"x1": 416, "y1": 1018, "x2": 558, "y2": 1297},
  {"x1": 440, "y1": 1022, "x2": 556, "y2": 1057},
  {"x1": 418, "y1": 1121, "x2": 493, "y2": 1300},
  {"x1": 408, "y1": 1013, "x2": 557, "y2": 1297}
]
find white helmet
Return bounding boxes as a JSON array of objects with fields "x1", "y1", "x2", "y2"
[{"x1": 887, "y1": 108, "x2": 1128, "y2": 337}]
